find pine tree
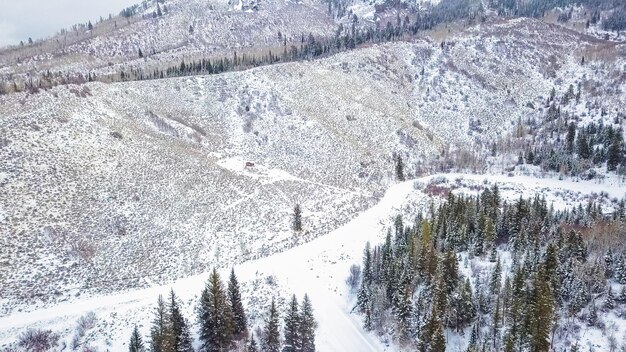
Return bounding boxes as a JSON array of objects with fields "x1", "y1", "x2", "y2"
[
  {"x1": 490, "y1": 257, "x2": 502, "y2": 295},
  {"x1": 565, "y1": 121, "x2": 575, "y2": 149},
  {"x1": 420, "y1": 304, "x2": 446, "y2": 352},
  {"x1": 139, "y1": 48, "x2": 144, "y2": 58},
  {"x1": 606, "y1": 286, "x2": 615, "y2": 310},
  {"x1": 395, "y1": 155, "x2": 405, "y2": 181},
  {"x1": 262, "y1": 299, "x2": 281, "y2": 352},
  {"x1": 607, "y1": 135, "x2": 622, "y2": 172},
  {"x1": 87, "y1": 21, "x2": 94, "y2": 31},
  {"x1": 530, "y1": 266, "x2": 553, "y2": 352},
  {"x1": 283, "y1": 295, "x2": 300, "y2": 352},
  {"x1": 129, "y1": 325, "x2": 145, "y2": 352},
  {"x1": 300, "y1": 294, "x2": 316, "y2": 352},
  {"x1": 150, "y1": 295, "x2": 172, "y2": 352},
  {"x1": 492, "y1": 297, "x2": 501, "y2": 349},
  {"x1": 168, "y1": 290, "x2": 193, "y2": 352},
  {"x1": 198, "y1": 269, "x2": 234, "y2": 352},
  {"x1": 248, "y1": 333, "x2": 259, "y2": 352},
  {"x1": 228, "y1": 269, "x2": 248, "y2": 338},
  {"x1": 293, "y1": 204, "x2": 302, "y2": 232},
  {"x1": 356, "y1": 243, "x2": 372, "y2": 314},
  {"x1": 577, "y1": 132, "x2": 591, "y2": 159}
]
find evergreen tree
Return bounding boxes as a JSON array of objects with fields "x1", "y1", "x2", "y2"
[
  {"x1": 300, "y1": 294, "x2": 316, "y2": 352},
  {"x1": 607, "y1": 135, "x2": 622, "y2": 172},
  {"x1": 249, "y1": 333, "x2": 259, "y2": 352},
  {"x1": 577, "y1": 132, "x2": 591, "y2": 159},
  {"x1": 605, "y1": 286, "x2": 615, "y2": 310},
  {"x1": 293, "y1": 204, "x2": 302, "y2": 232},
  {"x1": 198, "y1": 269, "x2": 234, "y2": 352},
  {"x1": 566, "y1": 122, "x2": 576, "y2": 154},
  {"x1": 395, "y1": 155, "x2": 405, "y2": 181},
  {"x1": 530, "y1": 266, "x2": 553, "y2": 352},
  {"x1": 168, "y1": 290, "x2": 193, "y2": 352},
  {"x1": 490, "y1": 257, "x2": 502, "y2": 295},
  {"x1": 356, "y1": 243, "x2": 373, "y2": 314},
  {"x1": 283, "y1": 295, "x2": 300, "y2": 352},
  {"x1": 129, "y1": 325, "x2": 145, "y2": 352},
  {"x1": 139, "y1": 48, "x2": 144, "y2": 58},
  {"x1": 262, "y1": 299, "x2": 281, "y2": 352},
  {"x1": 228, "y1": 269, "x2": 248, "y2": 338},
  {"x1": 87, "y1": 21, "x2": 94, "y2": 31},
  {"x1": 150, "y1": 295, "x2": 172, "y2": 352}
]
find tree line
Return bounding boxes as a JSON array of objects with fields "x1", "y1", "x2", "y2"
[
  {"x1": 3, "y1": 0, "x2": 624, "y2": 96},
  {"x1": 127, "y1": 268, "x2": 316, "y2": 352}
]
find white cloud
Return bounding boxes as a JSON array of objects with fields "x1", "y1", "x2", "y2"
[{"x1": 0, "y1": 0, "x2": 140, "y2": 47}]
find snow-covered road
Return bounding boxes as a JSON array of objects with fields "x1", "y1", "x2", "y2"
[
  {"x1": 3, "y1": 172, "x2": 623, "y2": 350},
  {"x1": 0, "y1": 180, "x2": 417, "y2": 351}
]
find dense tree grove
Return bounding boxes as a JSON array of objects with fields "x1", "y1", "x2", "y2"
[
  {"x1": 129, "y1": 269, "x2": 316, "y2": 352},
  {"x1": 514, "y1": 87, "x2": 626, "y2": 176},
  {"x1": 351, "y1": 186, "x2": 626, "y2": 349}
]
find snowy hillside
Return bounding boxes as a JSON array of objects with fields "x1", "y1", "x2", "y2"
[
  {"x1": 1, "y1": 0, "x2": 626, "y2": 346},
  {"x1": 1, "y1": 173, "x2": 625, "y2": 350},
  {"x1": 0, "y1": 0, "x2": 334, "y2": 80},
  {"x1": 1, "y1": 17, "x2": 625, "y2": 316}
]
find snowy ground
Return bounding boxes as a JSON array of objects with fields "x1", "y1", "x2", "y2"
[{"x1": 2, "y1": 173, "x2": 625, "y2": 350}]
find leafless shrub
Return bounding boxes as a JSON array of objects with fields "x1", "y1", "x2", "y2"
[
  {"x1": 17, "y1": 328, "x2": 59, "y2": 352},
  {"x1": 70, "y1": 239, "x2": 96, "y2": 261}
]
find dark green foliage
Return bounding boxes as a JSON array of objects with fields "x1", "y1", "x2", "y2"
[
  {"x1": 262, "y1": 299, "x2": 281, "y2": 352},
  {"x1": 607, "y1": 134, "x2": 623, "y2": 172},
  {"x1": 566, "y1": 122, "x2": 576, "y2": 154},
  {"x1": 228, "y1": 269, "x2": 248, "y2": 338},
  {"x1": 129, "y1": 325, "x2": 144, "y2": 352},
  {"x1": 293, "y1": 204, "x2": 302, "y2": 232},
  {"x1": 198, "y1": 269, "x2": 234, "y2": 352},
  {"x1": 283, "y1": 295, "x2": 300, "y2": 352},
  {"x1": 150, "y1": 295, "x2": 172, "y2": 352},
  {"x1": 349, "y1": 184, "x2": 623, "y2": 350},
  {"x1": 299, "y1": 294, "x2": 316, "y2": 352},
  {"x1": 395, "y1": 155, "x2": 405, "y2": 182},
  {"x1": 168, "y1": 290, "x2": 193, "y2": 352},
  {"x1": 603, "y1": 7, "x2": 626, "y2": 31}
]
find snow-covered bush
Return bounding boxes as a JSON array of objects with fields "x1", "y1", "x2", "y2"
[{"x1": 17, "y1": 328, "x2": 59, "y2": 352}]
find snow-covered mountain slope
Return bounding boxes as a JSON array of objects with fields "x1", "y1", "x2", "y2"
[
  {"x1": 0, "y1": 0, "x2": 334, "y2": 79},
  {"x1": 1, "y1": 173, "x2": 624, "y2": 350},
  {"x1": 1, "y1": 17, "x2": 625, "y2": 317}
]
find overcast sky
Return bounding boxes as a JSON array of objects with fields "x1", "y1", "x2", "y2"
[{"x1": 0, "y1": 0, "x2": 140, "y2": 47}]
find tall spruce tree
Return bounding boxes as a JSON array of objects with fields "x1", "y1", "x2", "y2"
[
  {"x1": 129, "y1": 325, "x2": 145, "y2": 352},
  {"x1": 607, "y1": 135, "x2": 622, "y2": 172},
  {"x1": 198, "y1": 269, "x2": 234, "y2": 352},
  {"x1": 228, "y1": 268, "x2": 248, "y2": 338},
  {"x1": 299, "y1": 294, "x2": 316, "y2": 352},
  {"x1": 395, "y1": 155, "x2": 405, "y2": 181},
  {"x1": 262, "y1": 299, "x2": 281, "y2": 352},
  {"x1": 150, "y1": 295, "x2": 172, "y2": 352},
  {"x1": 356, "y1": 242, "x2": 373, "y2": 314},
  {"x1": 168, "y1": 290, "x2": 193, "y2": 352},
  {"x1": 530, "y1": 265, "x2": 554, "y2": 352},
  {"x1": 293, "y1": 204, "x2": 303, "y2": 232},
  {"x1": 283, "y1": 295, "x2": 300, "y2": 352}
]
